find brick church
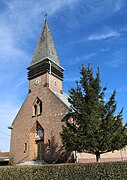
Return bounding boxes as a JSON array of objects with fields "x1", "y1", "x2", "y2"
[{"x1": 10, "y1": 20, "x2": 127, "y2": 164}]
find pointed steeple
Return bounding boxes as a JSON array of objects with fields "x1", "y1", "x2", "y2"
[
  {"x1": 31, "y1": 20, "x2": 60, "y2": 66},
  {"x1": 27, "y1": 20, "x2": 64, "y2": 81}
]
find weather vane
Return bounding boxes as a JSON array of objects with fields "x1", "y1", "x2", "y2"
[{"x1": 44, "y1": 13, "x2": 48, "y2": 20}]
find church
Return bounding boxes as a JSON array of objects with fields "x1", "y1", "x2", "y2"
[
  {"x1": 10, "y1": 20, "x2": 70, "y2": 164},
  {"x1": 10, "y1": 20, "x2": 127, "y2": 164}
]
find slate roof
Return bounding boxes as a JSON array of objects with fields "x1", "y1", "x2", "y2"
[
  {"x1": 31, "y1": 20, "x2": 60, "y2": 66},
  {"x1": 49, "y1": 88, "x2": 71, "y2": 109}
]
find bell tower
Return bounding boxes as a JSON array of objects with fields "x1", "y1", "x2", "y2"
[{"x1": 27, "y1": 20, "x2": 64, "y2": 93}]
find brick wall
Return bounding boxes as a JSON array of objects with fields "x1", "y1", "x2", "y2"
[{"x1": 10, "y1": 73, "x2": 68, "y2": 164}]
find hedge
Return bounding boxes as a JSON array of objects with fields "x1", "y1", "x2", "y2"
[{"x1": 0, "y1": 161, "x2": 127, "y2": 180}]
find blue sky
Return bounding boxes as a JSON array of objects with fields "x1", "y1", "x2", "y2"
[{"x1": 0, "y1": 0, "x2": 127, "y2": 152}]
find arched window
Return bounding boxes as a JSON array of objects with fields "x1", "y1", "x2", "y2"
[
  {"x1": 24, "y1": 143, "x2": 27, "y2": 153},
  {"x1": 34, "y1": 104, "x2": 37, "y2": 116},
  {"x1": 38, "y1": 101, "x2": 42, "y2": 114},
  {"x1": 33, "y1": 97, "x2": 42, "y2": 116},
  {"x1": 48, "y1": 139, "x2": 51, "y2": 149}
]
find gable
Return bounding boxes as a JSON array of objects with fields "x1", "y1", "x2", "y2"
[{"x1": 48, "y1": 88, "x2": 71, "y2": 110}]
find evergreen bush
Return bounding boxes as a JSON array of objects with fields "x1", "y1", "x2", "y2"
[{"x1": 0, "y1": 161, "x2": 127, "y2": 180}]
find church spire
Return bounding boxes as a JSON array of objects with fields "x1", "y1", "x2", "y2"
[
  {"x1": 31, "y1": 20, "x2": 60, "y2": 66},
  {"x1": 27, "y1": 20, "x2": 64, "y2": 81}
]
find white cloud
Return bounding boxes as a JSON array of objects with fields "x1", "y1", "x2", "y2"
[
  {"x1": 64, "y1": 77, "x2": 78, "y2": 82},
  {"x1": 75, "y1": 53, "x2": 96, "y2": 63},
  {"x1": 83, "y1": 53, "x2": 96, "y2": 59},
  {"x1": 69, "y1": 31, "x2": 120, "y2": 44},
  {"x1": 69, "y1": 28, "x2": 121, "y2": 45},
  {"x1": 0, "y1": 25, "x2": 28, "y2": 63},
  {"x1": 0, "y1": 0, "x2": 81, "y2": 61},
  {"x1": 87, "y1": 31, "x2": 120, "y2": 41},
  {"x1": 33, "y1": 0, "x2": 80, "y2": 16},
  {"x1": 0, "y1": 102, "x2": 19, "y2": 128},
  {"x1": 119, "y1": 26, "x2": 127, "y2": 32},
  {"x1": 68, "y1": 53, "x2": 96, "y2": 65},
  {"x1": 73, "y1": 0, "x2": 125, "y2": 27},
  {"x1": 106, "y1": 58, "x2": 125, "y2": 68},
  {"x1": 100, "y1": 47, "x2": 111, "y2": 52},
  {"x1": 0, "y1": 100, "x2": 20, "y2": 151},
  {"x1": 14, "y1": 78, "x2": 27, "y2": 91},
  {"x1": 105, "y1": 50, "x2": 127, "y2": 68},
  {"x1": 114, "y1": 0, "x2": 123, "y2": 12}
]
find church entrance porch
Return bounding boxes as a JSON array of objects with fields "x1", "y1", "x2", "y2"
[{"x1": 34, "y1": 121, "x2": 44, "y2": 161}]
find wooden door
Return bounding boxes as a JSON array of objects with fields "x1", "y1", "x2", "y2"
[{"x1": 37, "y1": 141, "x2": 44, "y2": 160}]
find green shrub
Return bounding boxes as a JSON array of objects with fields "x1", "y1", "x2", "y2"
[{"x1": 0, "y1": 161, "x2": 127, "y2": 180}]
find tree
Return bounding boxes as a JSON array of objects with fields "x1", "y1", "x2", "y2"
[{"x1": 61, "y1": 64, "x2": 127, "y2": 162}]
